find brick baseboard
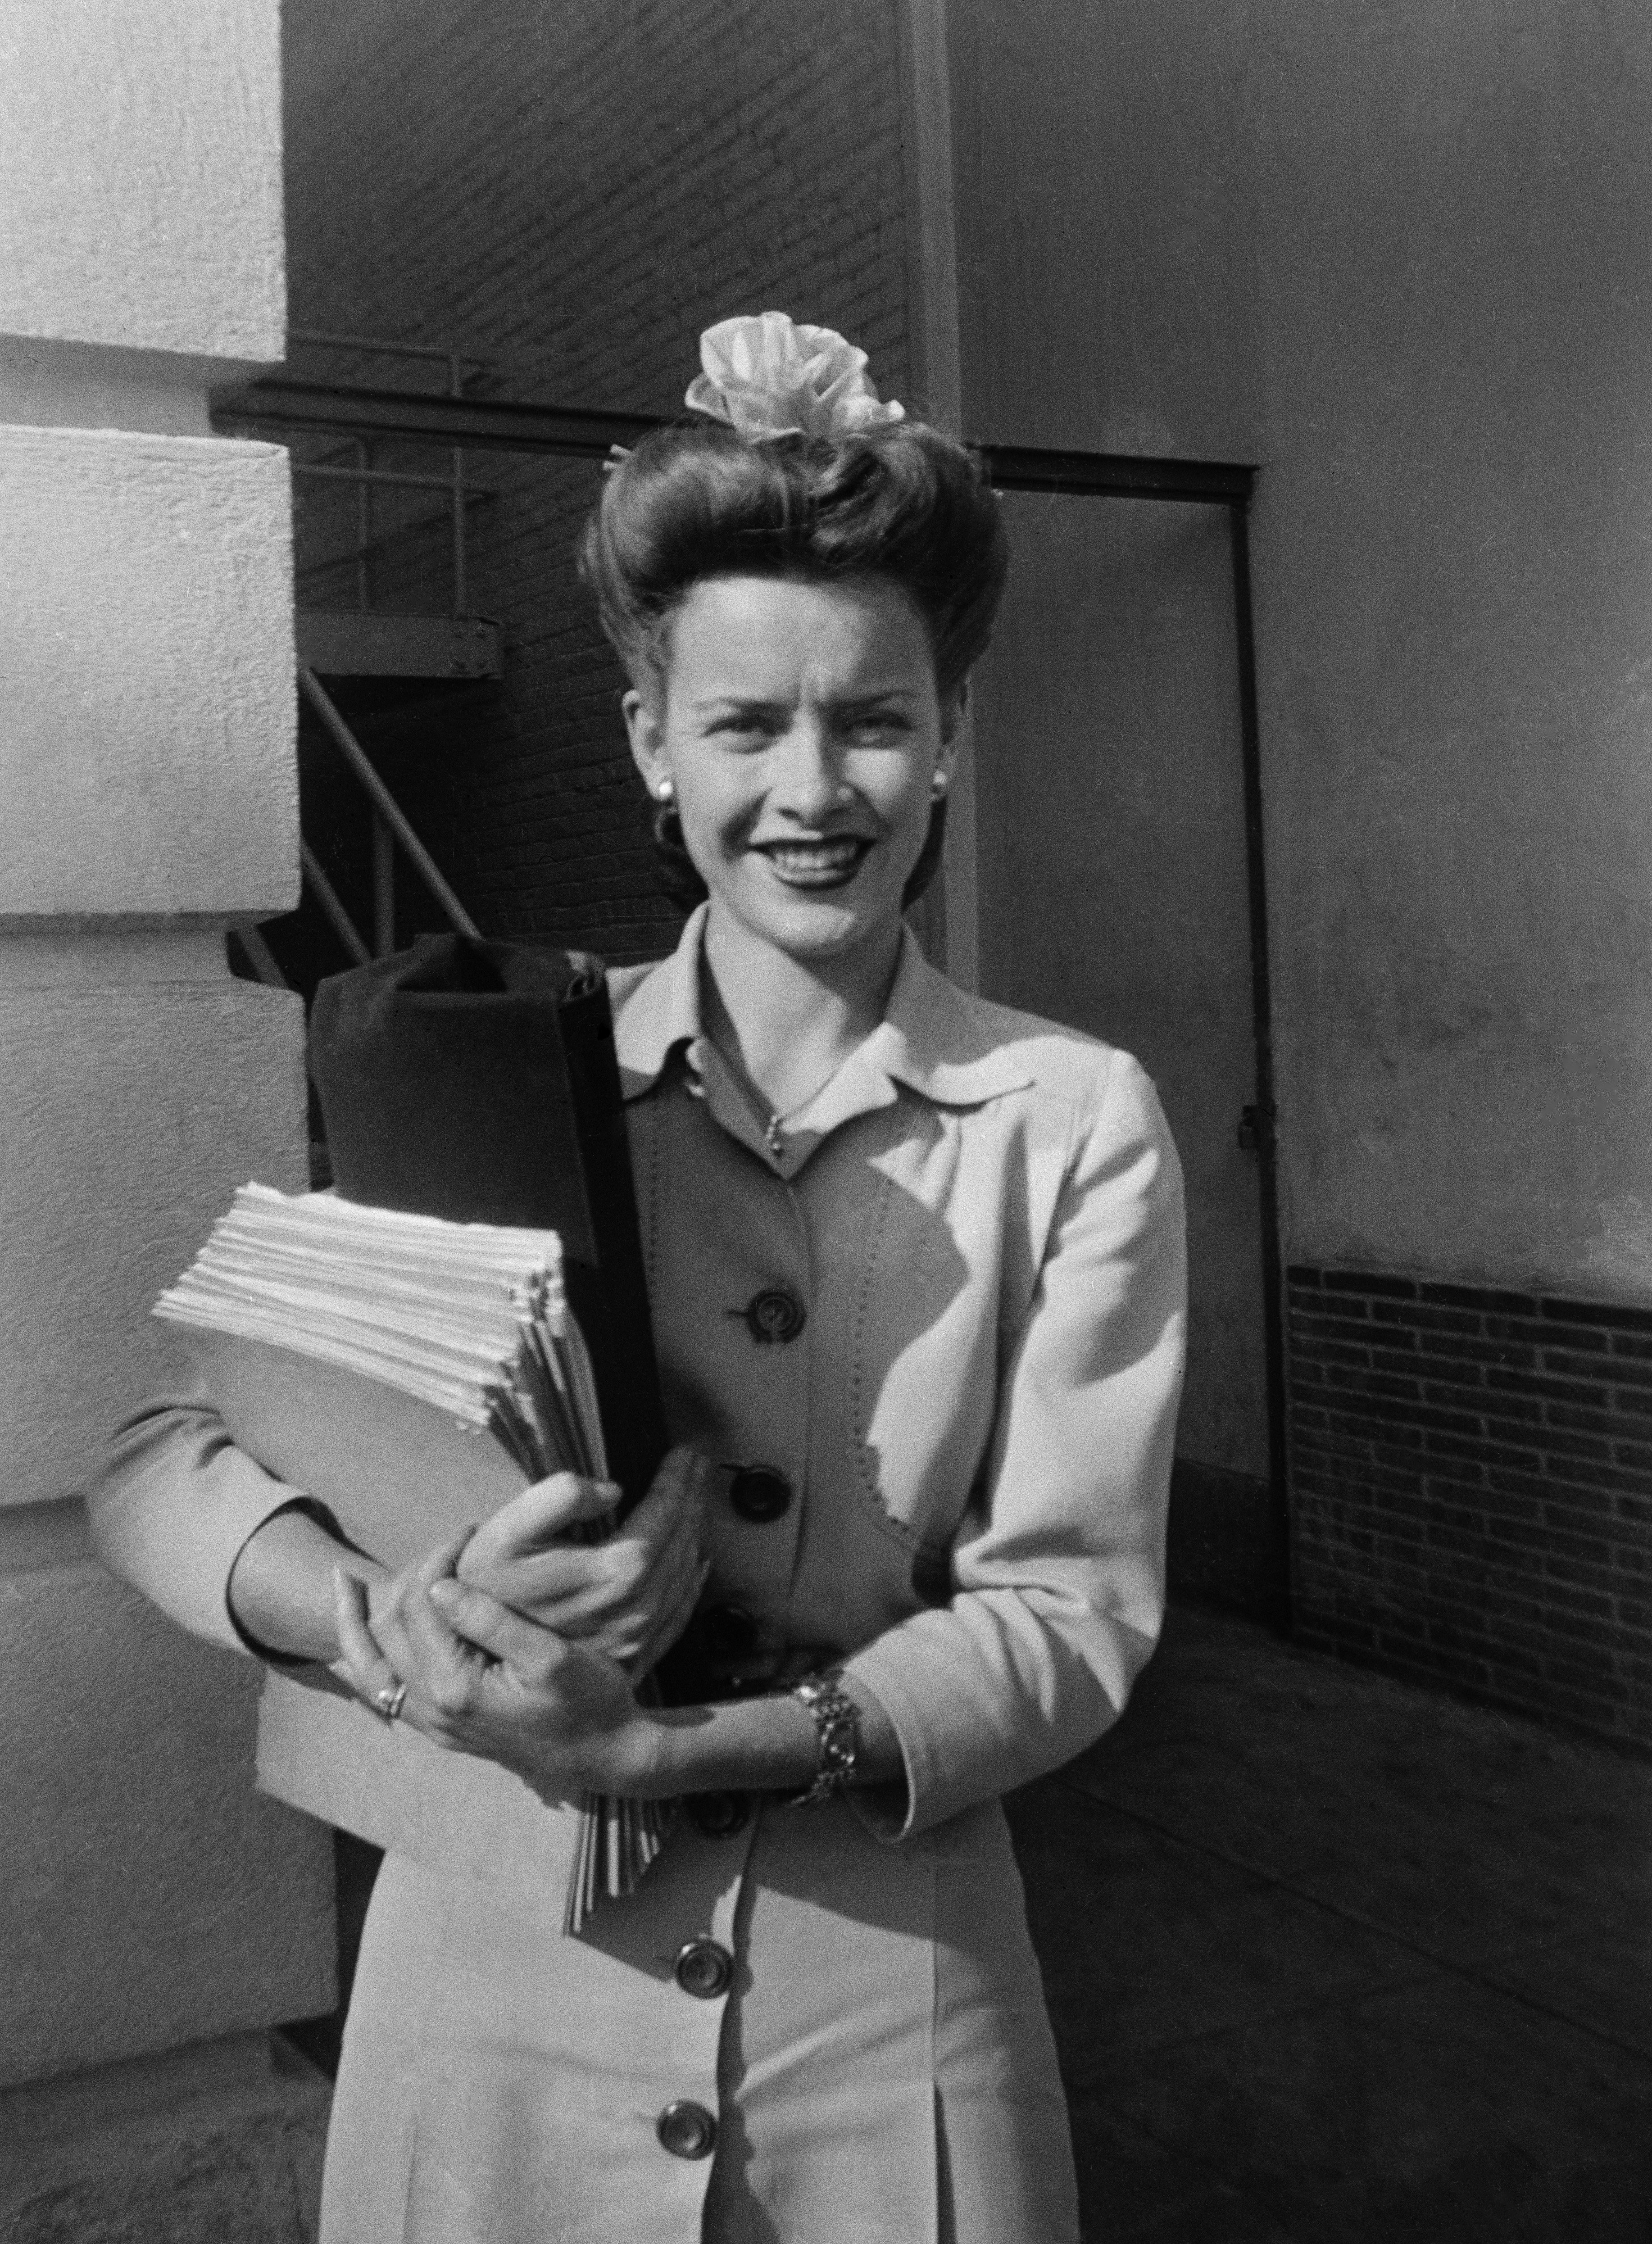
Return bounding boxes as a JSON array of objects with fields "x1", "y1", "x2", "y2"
[{"x1": 1287, "y1": 1266, "x2": 1652, "y2": 1750}]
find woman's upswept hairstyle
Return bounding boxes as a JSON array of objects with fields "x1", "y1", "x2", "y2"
[
  {"x1": 579, "y1": 417, "x2": 1009, "y2": 708},
  {"x1": 579, "y1": 417, "x2": 1008, "y2": 910}
]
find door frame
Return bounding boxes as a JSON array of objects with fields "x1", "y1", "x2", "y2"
[{"x1": 976, "y1": 446, "x2": 1288, "y2": 1624}]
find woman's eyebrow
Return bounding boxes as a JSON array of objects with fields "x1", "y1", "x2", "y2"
[
  {"x1": 688, "y1": 694, "x2": 787, "y2": 718},
  {"x1": 687, "y1": 686, "x2": 921, "y2": 717},
  {"x1": 832, "y1": 688, "x2": 920, "y2": 711}
]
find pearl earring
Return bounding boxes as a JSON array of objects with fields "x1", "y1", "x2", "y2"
[
  {"x1": 930, "y1": 768, "x2": 949, "y2": 801},
  {"x1": 655, "y1": 778, "x2": 676, "y2": 804}
]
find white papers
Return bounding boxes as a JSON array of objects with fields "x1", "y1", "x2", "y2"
[
  {"x1": 154, "y1": 1183, "x2": 670, "y2": 1931},
  {"x1": 155, "y1": 1183, "x2": 605, "y2": 1490}
]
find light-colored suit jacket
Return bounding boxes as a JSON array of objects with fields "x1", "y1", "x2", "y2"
[{"x1": 86, "y1": 907, "x2": 1186, "y2": 1897}]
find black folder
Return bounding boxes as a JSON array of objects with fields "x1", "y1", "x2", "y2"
[{"x1": 308, "y1": 935, "x2": 667, "y2": 1517}]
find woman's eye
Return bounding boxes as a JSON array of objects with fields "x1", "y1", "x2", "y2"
[{"x1": 844, "y1": 713, "x2": 908, "y2": 744}]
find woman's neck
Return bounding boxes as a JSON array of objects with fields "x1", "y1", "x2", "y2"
[{"x1": 700, "y1": 906, "x2": 903, "y2": 1120}]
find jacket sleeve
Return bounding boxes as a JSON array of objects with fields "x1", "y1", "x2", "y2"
[
  {"x1": 842, "y1": 1050, "x2": 1187, "y2": 1838},
  {"x1": 83, "y1": 1374, "x2": 310, "y2": 1656}
]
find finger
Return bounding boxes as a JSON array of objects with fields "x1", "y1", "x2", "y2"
[
  {"x1": 428, "y1": 1576, "x2": 570, "y2": 1677},
  {"x1": 654, "y1": 1444, "x2": 711, "y2": 1505},
  {"x1": 634, "y1": 1556, "x2": 713, "y2": 1679},
  {"x1": 333, "y1": 1569, "x2": 380, "y2": 1669},
  {"x1": 370, "y1": 1525, "x2": 478, "y2": 1678},
  {"x1": 599, "y1": 1450, "x2": 703, "y2": 1570},
  {"x1": 399, "y1": 1573, "x2": 490, "y2": 1714},
  {"x1": 512, "y1": 1480, "x2": 702, "y2": 1639},
  {"x1": 460, "y1": 1541, "x2": 592, "y2": 1611},
  {"x1": 623, "y1": 1494, "x2": 703, "y2": 1618},
  {"x1": 332, "y1": 1569, "x2": 401, "y2": 1707},
  {"x1": 478, "y1": 1472, "x2": 622, "y2": 1559},
  {"x1": 648, "y1": 1445, "x2": 712, "y2": 1526},
  {"x1": 417, "y1": 1525, "x2": 477, "y2": 1589}
]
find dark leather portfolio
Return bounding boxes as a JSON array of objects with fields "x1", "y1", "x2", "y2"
[{"x1": 308, "y1": 934, "x2": 667, "y2": 1515}]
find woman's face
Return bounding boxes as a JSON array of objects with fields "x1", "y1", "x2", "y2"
[{"x1": 625, "y1": 572, "x2": 960, "y2": 969}]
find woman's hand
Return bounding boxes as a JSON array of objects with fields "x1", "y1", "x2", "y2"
[
  {"x1": 454, "y1": 1445, "x2": 710, "y2": 1677},
  {"x1": 332, "y1": 1537, "x2": 665, "y2": 1800}
]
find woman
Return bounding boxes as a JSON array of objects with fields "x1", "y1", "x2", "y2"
[{"x1": 87, "y1": 313, "x2": 1186, "y2": 2244}]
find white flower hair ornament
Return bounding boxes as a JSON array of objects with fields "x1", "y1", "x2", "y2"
[{"x1": 685, "y1": 311, "x2": 906, "y2": 441}]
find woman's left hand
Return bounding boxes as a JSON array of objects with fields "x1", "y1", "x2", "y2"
[{"x1": 332, "y1": 1535, "x2": 665, "y2": 1800}]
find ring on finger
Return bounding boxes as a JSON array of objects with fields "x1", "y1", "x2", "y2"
[{"x1": 375, "y1": 1680, "x2": 408, "y2": 1723}]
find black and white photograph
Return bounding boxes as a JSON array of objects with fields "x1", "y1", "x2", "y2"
[{"x1": 1, "y1": 3, "x2": 1649, "y2": 2238}]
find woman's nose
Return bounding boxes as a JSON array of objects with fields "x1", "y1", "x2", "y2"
[{"x1": 770, "y1": 719, "x2": 848, "y2": 819}]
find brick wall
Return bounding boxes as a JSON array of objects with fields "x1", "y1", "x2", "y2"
[
  {"x1": 282, "y1": 0, "x2": 913, "y2": 961},
  {"x1": 1288, "y1": 1267, "x2": 1652, "y2": 1751}
]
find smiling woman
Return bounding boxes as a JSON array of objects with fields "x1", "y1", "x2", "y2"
[
  {"x1": 624, "y1": 574, "x2": 954, "y2": 1108},
  {"x1": 581, "y1": 409, "x2": 1007, "y2": 1126},
  {"x1": 86, "y1": 318, "x2": 1187, "y2": 2244}
]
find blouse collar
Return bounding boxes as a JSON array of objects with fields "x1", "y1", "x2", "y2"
[{"x1": 613, "y1": 903, "x2": 1033, "y2": 1121}]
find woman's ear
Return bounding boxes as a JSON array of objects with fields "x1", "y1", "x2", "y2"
[{"x1": 624, "y1": 688, "x2": 668, "y2": 796}]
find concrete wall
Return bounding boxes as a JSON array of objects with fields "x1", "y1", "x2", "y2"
[
  {"x1": 951, "y1": 0, "x2": 1652, "y2": 1310},
  {"x1": 0, "y1": 0, "x2": 284, "y2": 362},
  {"x1": 280, "y1": 0, "x2": 912, "y2": 961},
  {"x1": 947, "y1": 0, "x2": 1652, "y2": 1728},
  {"x1": 0, "y1": 429, "x2": 296, "y2": 920},
  {"x1": 0, "y1": 2, "x2": 334, "y2": 2233}
]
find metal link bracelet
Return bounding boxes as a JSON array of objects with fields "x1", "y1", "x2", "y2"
[{"x1": 789, "y1": 1669, "x2": 860, "y2": 1807}]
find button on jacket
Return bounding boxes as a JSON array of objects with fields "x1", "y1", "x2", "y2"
[{"x1": 85, "y1": 905, "x2": 1187, "y2": 2244}]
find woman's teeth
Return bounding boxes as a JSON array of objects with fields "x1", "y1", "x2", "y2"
[{"x1": 762, "y1": 839, "x2": 869, "y2": 884}]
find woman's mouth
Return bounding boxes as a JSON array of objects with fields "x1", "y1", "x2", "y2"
[{"x1": 756, "y1": 837, "x2": 873, "y2": 888}]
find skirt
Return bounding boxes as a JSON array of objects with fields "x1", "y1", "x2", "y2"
[{"x1": 320, "y1": 1791, "x2": 1079, "y2": 2244}]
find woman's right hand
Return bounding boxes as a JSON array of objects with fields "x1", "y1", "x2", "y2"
[
  {"x1": 454, "y1": 1445, "x2": 710, "y2": 1677},
  {"x1": 332, "y1": 1536, "x2": 665, "y2": 1802}
]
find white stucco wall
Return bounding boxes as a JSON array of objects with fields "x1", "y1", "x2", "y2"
[
  {"x1": 0, "y1": 975, "x2": 307, "y2": 1512},
  {"x1": 0, "y1": 0, "x2": 333, "y2": 2214},
  {"x1": 0, "y1": 426, "x2": 298, "y2": 921},
  {"x1": 951, "y1": 0, "x2": 1652, "y2": 1303},
  {"x1": 1244, "y1": 2, "x2": 1652, "y2": 1301},
  {"x1": 0, "y1": 1563, "x2": 334, "y2": 2085},
  {"x1": 0, "y1": 0, "x2": 284, "y2": 362}
]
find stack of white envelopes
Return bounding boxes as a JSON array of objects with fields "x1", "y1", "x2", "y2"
[{"x1": 154, "y1": 1182, "x2": 671, "y2": 1930}]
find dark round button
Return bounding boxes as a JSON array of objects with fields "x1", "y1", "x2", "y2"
[
  {"x1": 687, "y1": 1789, "x2": 751, "y2": 1839},
  {"x1": 729, "y1": 1466, "x2": 792, "y2": 1524},
  {"x1": 737, "y1": 1286, "x2": 807, "y2": 1345},
  {"x1": 701, "y1": 1603, "x2": 758, "y2": 1662},
  {"x1": 657, "y1": 2099, "x2": 717, "y2": 2159},
  {"x1": 674, "y1": 1937, "x2": 734, "y2": 1999}
]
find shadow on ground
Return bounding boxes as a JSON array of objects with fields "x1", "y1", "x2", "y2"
[{"x1": 1008, "y1": 1605, "x2": 1652, "y2": 2243}]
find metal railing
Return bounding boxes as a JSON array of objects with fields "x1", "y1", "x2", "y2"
[
  {"x1": 236, "y1": 666, "x2": 479, "y2": 993},
  {"x1": 285, "y1": 331, "x2": 491, "y2": 615},
  {"x1": 228, "y1": 335, "x2": 493, "y2": 995},
  {"x1": 299, "y1": 664, "x2": 480, "y2": 954}
]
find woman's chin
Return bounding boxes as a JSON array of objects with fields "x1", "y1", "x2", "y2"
[{"x1": 713, "y1": 873, "x2": 903, "y2": 962}]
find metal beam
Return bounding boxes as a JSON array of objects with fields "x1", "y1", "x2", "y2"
[
  {"x1": 295, "y1": 611, "x2": 503, "y2": 682},
  {"x1": 215, "y1": 380, "x2": 659, "y2": 460},
  {"x1": 213, "y1": 379, "x2": 1257, "y2": 502},
  {"x1": 976, "y1": 444, "x2": 1254, "y2": 506}
]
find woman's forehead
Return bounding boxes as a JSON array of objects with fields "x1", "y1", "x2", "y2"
[{"x1": 667, "y1": 573, "x2": 932, "y2": 702}]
